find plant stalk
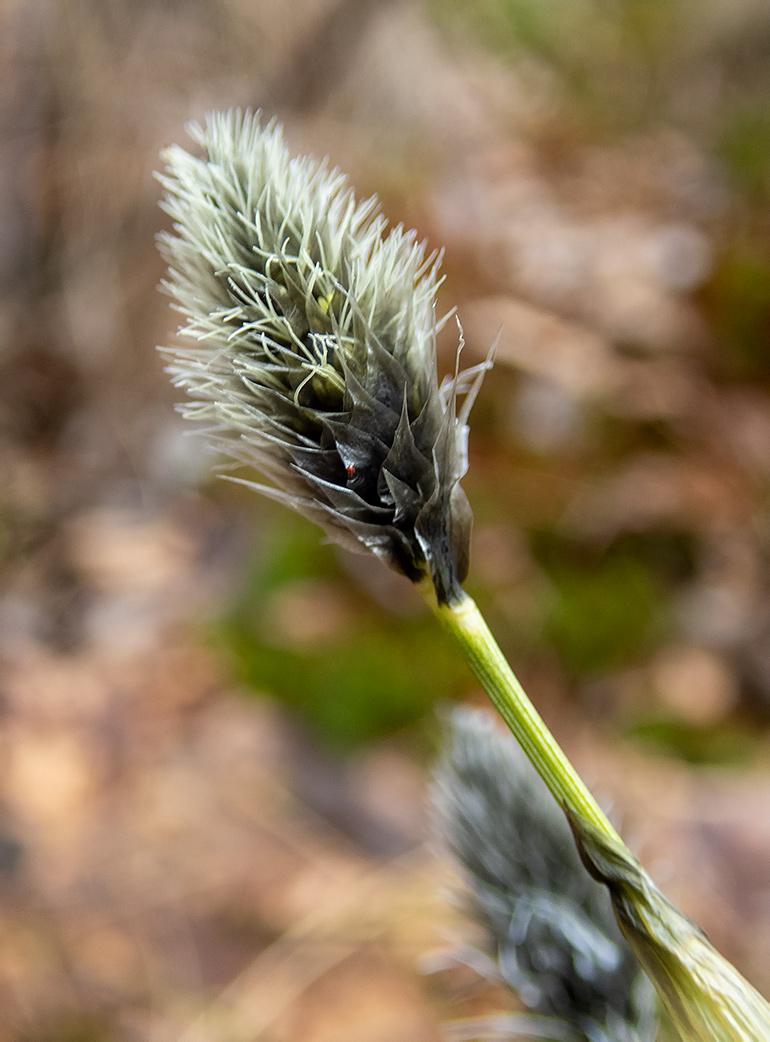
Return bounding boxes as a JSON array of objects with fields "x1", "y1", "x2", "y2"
[
  {"x1": 425, "y1": 582, "x2": 770, "y2": 1040},
  {"x1": 425, "y1": 584, "x2": 620, "y2": 840}
]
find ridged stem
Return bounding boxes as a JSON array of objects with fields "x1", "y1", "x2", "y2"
[{"x1": 424, "y1": 584, "x2": 624, "y2": 844}]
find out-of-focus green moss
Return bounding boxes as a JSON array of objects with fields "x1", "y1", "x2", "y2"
[
  {"x1": 428, "y1": 0, "x2": 685, "y2": 131},
  {"x1": 19, "y1": 1016, "x2": 112, "y2": 1042},
  {"x1": 216, "y1": 512, "x2": 465, "y2": 750},
  {"x1": 705, "y1": 241, "x2": 770, "y2": 382},
  {"x1": 627, "y1": 714, "x2": 755, "y2": 766},
  {"x1": 530, "y1": 529, "x2": 695, "y2": 677},
  {"x1": 716, "y1": 106, "x2": 770, "y2": 202}
]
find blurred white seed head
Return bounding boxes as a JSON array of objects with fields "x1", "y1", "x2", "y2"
[
  {"x1": 434, "y1": 708, "x2": 657, "y2": 1042},
  {"x1": 157, "y1": 110, "x2": 488, "y2": 603}
]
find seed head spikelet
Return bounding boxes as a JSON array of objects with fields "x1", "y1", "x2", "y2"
[{"x1": 157, "y1": 110, "x2": 487, "y2": 603}]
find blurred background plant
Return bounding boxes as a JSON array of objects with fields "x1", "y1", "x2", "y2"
[
  {"x1": 433, "y1": 707, "x2": 659, "y2": 1042},
  {"x1": 3, "y1": 0, "x2": 770, "y2": 1038}
]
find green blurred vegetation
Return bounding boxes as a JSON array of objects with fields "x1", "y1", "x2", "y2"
[
  {"x1": 530, "y1": 529, "x2": 694, "y2": 678},
  {"x1": 430, "y1": 0, "x2": 770, "y2": 165},
  {"x1": 706, "y1": 240, "x2": 770, "y2": 382},
  {"x1": 627, "y1": 714, "x2": 755, "y2": 766},
  {"x1": 216, "y1": 510, "x2": 465, "y2": 751},
  {"x1": 19, "y1": 1016, "x2": 111, "y2": 1042},
  {"x1": 429, "y1": 0, "x2": 690, "y2": 132},
  {"x1": 716, "y1": 105, "x2": 770, "y2": 202}
]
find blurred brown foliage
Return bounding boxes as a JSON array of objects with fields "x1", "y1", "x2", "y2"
[{"x1": 2, "y1": 0, "x2": 770, "y2": 1038}]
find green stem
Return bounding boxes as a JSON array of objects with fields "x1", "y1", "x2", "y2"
[
  {"x1": 423, "y1": 582, "x2": 770, "y2": 1037},
  {"x1": 425, "y1": 584, "x2": 621, "y2": 842}
]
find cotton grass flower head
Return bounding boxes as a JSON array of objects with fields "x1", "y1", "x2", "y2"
[
  {"x1": 433, "y1": 708, "x2": 657, "y2": 1042},
  {"x1": 157, "y1": 109, "x2": 487, "y2": 605}
]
